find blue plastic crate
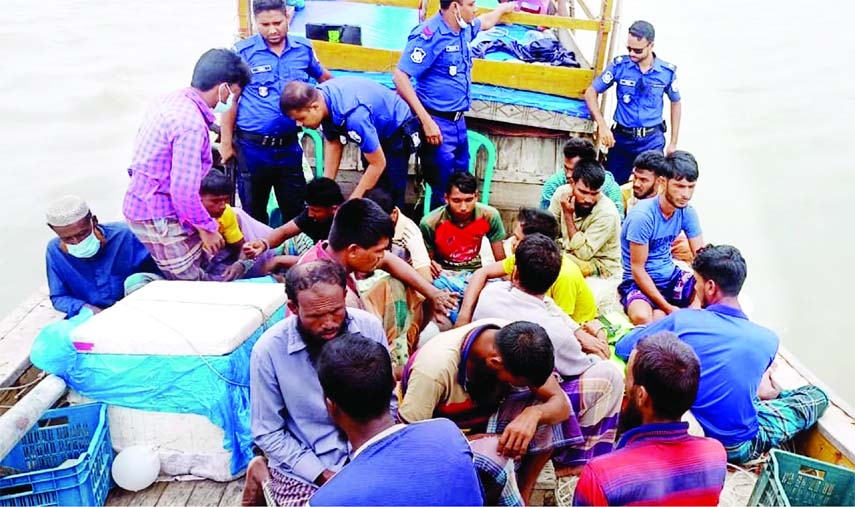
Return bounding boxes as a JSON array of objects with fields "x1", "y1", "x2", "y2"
[{"x1": 0, "y1": 403, "x2": 113, "y2": 507}]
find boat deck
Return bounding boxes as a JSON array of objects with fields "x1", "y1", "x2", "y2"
[
  {"x1": 105, "y1": 477, "x2": 246, "y2": 507},
  {"x1": 103, "y1": 466, "x2": 756, "y2": 506}
]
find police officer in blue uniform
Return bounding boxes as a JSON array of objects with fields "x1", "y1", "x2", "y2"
[
  {"x1": 584, "y1": 20, "x2": 682, "y2": 185},
  {"x1": 279, "y1": 77, "x2": 421, "y2": 207},
  {"x1": 393, "y1": 0, "x2": 515, "y2": 210},
  {"x1": 221, "y1": 0, "x2": 332, "y2": 225}
]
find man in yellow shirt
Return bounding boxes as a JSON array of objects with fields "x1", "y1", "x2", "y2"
[{"x1": 456, "y1": 208, "x2": 601, "y2": 336}]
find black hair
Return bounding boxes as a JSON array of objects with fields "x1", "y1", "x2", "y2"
[
  {"x1": 364, "y1": 188, "x2": 395, "y2": 215},
  {"x1": 691, "y1": 244, "x2": 747, "y2": 297},
  {"x1": 514, "y1": 234, "x2": 561, "y2": 295},
  {"x1": 563, "y1": 137, "x2": 597, "y2": 162},
  {"x1": 633, "y1": 150, "x2": 669, "y2": 177},
  {"x1": 285, "y1": 260, "x2": 347, "y2": 303},
  {"x1": 200, "y1": 169, "x2": 233, "y2": 196},
  {"x1": 495, "y1": 322, "x2": 555, "y2": 387},
  {"x1": 439, "y1": 0, "x2": 457, "y2": 10},
  {"x1": 632, "y1": 332, "x2": 700, "y2": 419},
  {"x1": 317, "y1": 334, "x2": 394, "y2": 422},
  {"x1": 446, "y1": 171, "x2": 477, "y2": 195},
  {"x1": 571, "y1": 159, "x2": 606, "y2": 190},
  {"x1": 328, "y1": 198, "x2": 394, "y2": 251},
  {"x1": 305, "y1": 177, "x2": 344, "y2": 207},
  {"x1": 517, "y1": 207, "x2": 559, "y2": 240},
  {"x1": 253, "y1": 0, "x2": 287, "y2": 15},
  {"x1": 628, "y1": 20, "x2": 655, "y2": 42},
  {"x1": 662, "y1": 150, "x2": 699, "y2": 182},
  {"x1": 191, "y1": 48, "x2": 251, "y2": 91},
  {"x1": 279, "y1": 81, "x2": 319, "y2": 113}
]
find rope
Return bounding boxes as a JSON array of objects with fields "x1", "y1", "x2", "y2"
[{"x1": 0, "y1": 372, "x2": 46, "y2": 392}]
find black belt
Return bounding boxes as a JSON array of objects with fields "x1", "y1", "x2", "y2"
[
  {"x1": 613, "y1": 121, "x2": 665, "y2": 139},
  {"x1": 425, "y1": 108, "x2": 465, "y2": 122},
  {"x1": 236, "y1": 130, "x2": 299, "y2": 148}
]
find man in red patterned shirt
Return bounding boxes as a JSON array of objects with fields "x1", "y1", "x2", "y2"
[{"x1": 123, "y1": 48, "x2": 251, "y2": 280}]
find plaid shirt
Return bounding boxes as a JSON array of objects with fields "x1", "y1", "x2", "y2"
[{"x1": 123, "y1": 88, "x2": 219, "y2": 233}]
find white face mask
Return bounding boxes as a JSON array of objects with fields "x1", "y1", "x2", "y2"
[
  {"x1": 213, "y1": 83, "x2": 235, "y2": 114},
  {"x1": 456, "y1": 4, "x2": 469, "y2": 29}
]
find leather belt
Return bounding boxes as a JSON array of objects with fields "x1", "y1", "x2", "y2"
[
  {"x1": 236, "y1": 130, "x2": 299, "y2": 148},
  {"x1": 425, "y1": 108, "x2": 465, "y2": 122},
  {"x1": 613, "y1": 121, "x2": 665, "y2": 138}
]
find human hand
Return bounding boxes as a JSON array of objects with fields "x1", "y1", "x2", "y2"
[
  {"x1": 575, "y1": 329, "x2": 610, "y2": 359},
  {"x1": 199, "y1": 229, "x2": 225, "y2": 255},
  {"x1": 219, "y1": 140, "x2": 236, "y2": 164},
  {"x1": 430, "y1": 260, "x2": 443, "y2": 278},
  {"x1": 665, "y1": 142, "x2": 677, "y2": 155},
  {"x1": 598, "y1": 124, "x2": 615, "y2": 148},
  {"x1": 222, "y1": 262, "x2": 247, "y2": 282},
  {"x1": 498, "y1": 407, "x2": 540, "y2": 460},
  {"x1": 561, "y1": 194, "x2": 576, "y2": 216},
  {"x1": 422, "y1": 116, "x2": 443, "y2": 145},
  {"x1": 242, "y1": 240, "x2": 267, "y2": 260},
  {"x1": 432, "y1": 289, "x2": 459, "y2": 317},
  {"x1": 83, "y1": 304, "x2": 103, "y2": 315},
  {"x1": 314, "y1": 469, "x2": 336, "y2": 486},
  {"x1": 498, "y1": 1, "x2": 517, "y2": 14},
  {"x1": 663, "y1": 303, "x2": 680, "y2": 315}
]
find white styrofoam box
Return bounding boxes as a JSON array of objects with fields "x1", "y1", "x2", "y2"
[
  {"x1": 70, "y1": 280, "x2": 286, "y2": 356},
  {"x1": 68, "y1": 392, "x2": 238, "y2": 481}
]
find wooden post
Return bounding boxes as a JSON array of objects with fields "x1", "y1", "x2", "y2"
[
  {"x1": 598, "y1": 0, "x2": 621, "y2": 124},
  {"x1": 237, "y1": 0, "x2": 253, "y2": 38}
]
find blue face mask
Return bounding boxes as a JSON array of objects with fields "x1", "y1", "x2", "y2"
[
  {"x1": 213, "y1": 84, "x2": 235, "y2": 114},
  {"x1": 67, "y1": 230, "x2": 101, "y2": 259}
]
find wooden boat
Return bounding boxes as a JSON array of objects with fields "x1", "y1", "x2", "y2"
[{"x1": 1, "y1": 0, "x2": 853, "y2": 505}]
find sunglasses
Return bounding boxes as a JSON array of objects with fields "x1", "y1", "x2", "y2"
[{"x1": 626, "y1": 44, "x2": 650, "y2": 55}]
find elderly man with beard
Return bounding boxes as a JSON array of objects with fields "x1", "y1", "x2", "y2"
[
  {"x1": 245, "y1": 260, "x2": 389, "y2": 506},
  {"x1": 618, "y1": 151, "x2": 704, "y2": 325},
  {"x1": 574, "y1": 332, "x2": 727, "y2": 506},
  {"x1": 548, "y1": 159, "x2": 622, "y2": 279}
]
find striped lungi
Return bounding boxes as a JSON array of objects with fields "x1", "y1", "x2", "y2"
[
  {"x1": 127, "y1": 217, "x2": 209, "y2": 280},
  {"x1": 265, "y1": 468, "x2": 318, "y2": 507},
  {"x1": 551, "y1": 361, "x2": 623, "y2": 469},
  {"x1": 725, "y1": 385, "x2": 829, "y2": 464}
]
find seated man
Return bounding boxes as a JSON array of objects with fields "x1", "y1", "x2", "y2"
[
  {"x1": 621, "y1": 150, "x2": 693, "y2": 263},
  {"x1": 399, "y1": 319, "x2": 572, "y2": 504},
  {"x1": 549, "y1": 159, "x2": 622, "y2": 278},
  {"x1": 540, "y1": 137, "x2": 625, "y2": 218},
  {"x1": 457, "y1": 207, "x2": 598, "y2": 328},
  {"x1": 365, "y1": 188, "x2": 432, "y2": 282},
  {"x1": 421, "y1": 171, "x2": 506, "y2": 275},
  {"x1": 575, "y1": 332, "x2": 727, "y2": 506},
  {"x1": 297, "y1": 198, "x2": 456, "y2": 366},
  {"x1": 619, "y1": 151, "x2": 704, "y2": 325},
  {"x1": 310, "y1": 335, "x2": 483, "y2": 506},
  {"x1": 247, "y1": 260, "x2": 390, "y2": 507},
  {"x1": 45, "y1": 195, "x2": 159, "y2": 317},
  {"x1": 471, "y1": 234, "x2": 622, "y2": 474},
  {"x1": 616, "y1": 245, "x2": 829, "y2": 464},
  {"x1": 243, "y1": 177, "x2": 344, "y2": 272}
]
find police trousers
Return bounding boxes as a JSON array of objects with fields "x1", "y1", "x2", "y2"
[
  {"x1": 606, "y1": 130, "x2": 666, "y2": 185},
  {"x1": 235, "y1": 136, "x2": 305, "y2": 226},
  {"x1": 361, "y1": 130, "x2": 411, "y2": 209},
  {"x1": 419, "y1": 114, "x2": 470, "y2": 210}
]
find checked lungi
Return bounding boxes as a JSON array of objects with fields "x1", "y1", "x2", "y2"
[
  {"x1": 725, "y1": 385, "x2": 829, "y2": 464},
  {"x1": 265, "y1": 468, "x2": 318, "y2": 507},
  {"x1": 128, "y1": 217, "x2": 210, "y2": 281}
]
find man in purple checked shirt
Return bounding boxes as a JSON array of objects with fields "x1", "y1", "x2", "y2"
[{"x1": 123, "y1": 48, "x2": 251, "y2": 280}]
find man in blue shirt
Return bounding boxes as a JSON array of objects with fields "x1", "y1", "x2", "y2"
[
  {"x1": 221, "y1": 0, "x2": 333, "y2": 225},
  {"x1": 584, "y1": 20, "x2": 681, "y2": 185},
  {"x1": 310, "y1": 335, "x2": 483, "y2": 506},
  {"x1": 279, "y1": 77, "x2": 419, "y2": 208},
  {"x1": 45, "y1": 195, "x2": 159, "y2": 318},
  {"x1": 615, "y1": 245, "x2": 829, "y2": 464},
  {"x1": 246, "y1": 260, "x2": 390, "y2": 506},
  {"x1": 619, "y1": 151, "x2": 703, "y2": 325},
  {"x1": 393, "y1": 0, "x2": 515, "y2": 208}
]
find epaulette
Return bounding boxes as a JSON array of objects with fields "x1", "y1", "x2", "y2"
[
  {"x1": 233, "y1": 36, "x2": 256, "y2": 52},
  {"x1": 656, "y1": 58, "x2": 677, "y2": 73}
]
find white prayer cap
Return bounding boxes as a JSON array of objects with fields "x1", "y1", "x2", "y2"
[{"x1": 45, "y1": 195, "x2": 91, "y2": 227}]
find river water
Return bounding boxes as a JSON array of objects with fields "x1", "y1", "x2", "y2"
[{"x1": 2, "y1": 0, "x2": 851, "y2": 404}]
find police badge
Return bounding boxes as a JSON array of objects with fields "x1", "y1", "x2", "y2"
[
  {"x1": 259, "y1": 86, "x2": 269, "y2": 97},
  {"x1": 410, "y1": 47, "x2": 426, "y2": 64}
]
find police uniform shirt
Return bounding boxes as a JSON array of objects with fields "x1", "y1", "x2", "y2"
[
  {"x1": 592, "y1": 55, "x2": 681, "y2": 128},
  {"x1": 397, "y1": 14, "x2": 482, "y2": 113},
  {"x1": 318, "y1": 76, "x2": 413, "y2": 153},
  {"x1": 233, "y1": 34, "x2": 324, "y2": 135}
]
